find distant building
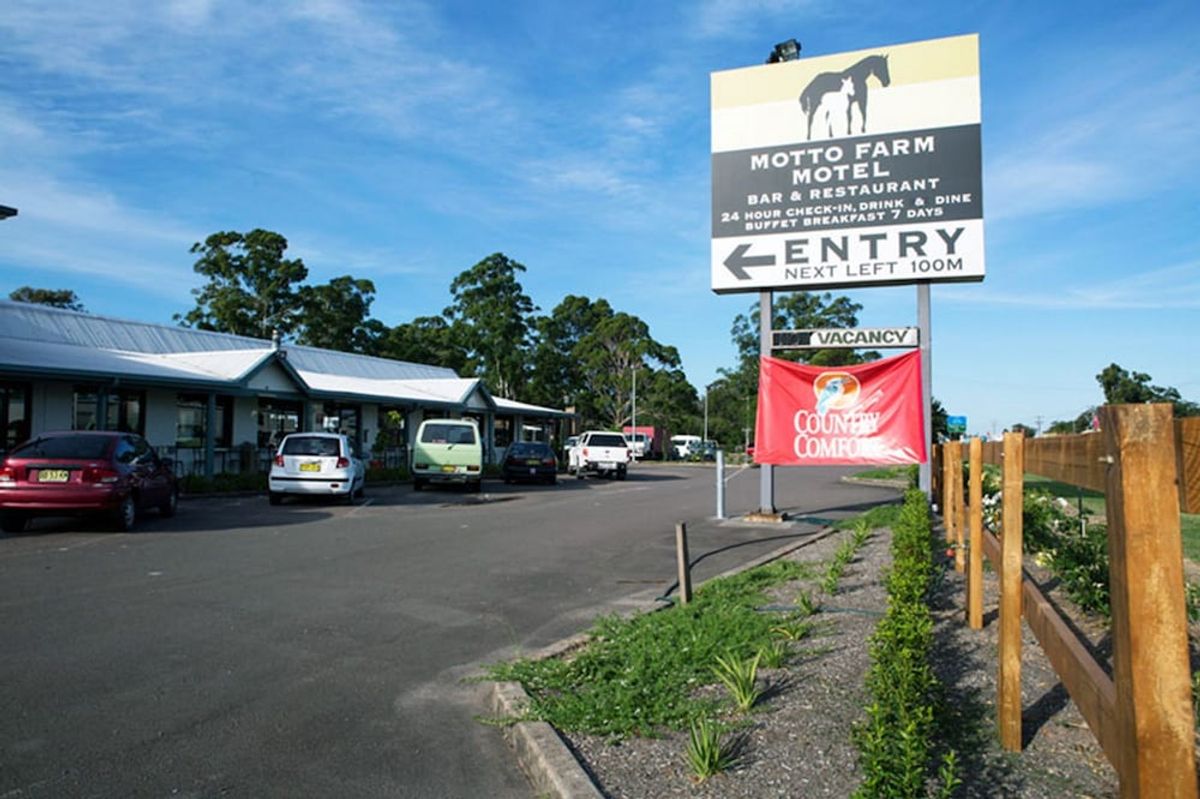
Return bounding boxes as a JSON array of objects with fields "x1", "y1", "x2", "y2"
[{"x1": 0, "y1": 301, "x2": 567, "y2": 476}]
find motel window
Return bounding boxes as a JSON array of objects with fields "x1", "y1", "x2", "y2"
[
  {"x1": 257, "y1": 399, "x2": 302, "y2": 448},
  {"x1": 319, "y1": 402, "x2": 360, "y2": 442},
  {"x1": 176, "y1": 394, "x2": 233, "y2": 448},
  {"x1": 0, "y1": 381, "x2": 31, "y2": 453},
  {"x1": 73, "y1": 388, "x2": 145, "y2": 435}
]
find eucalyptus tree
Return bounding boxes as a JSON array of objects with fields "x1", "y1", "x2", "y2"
[
  {"x1": 445, "y1": 253, "x2": 537, "y2": 398},
  {"x1": 177, "y1": 229, "x2": 308, "y2": 339},
  {"x1": 8, "y1": 287, "x2": 85, "y2": 311}
]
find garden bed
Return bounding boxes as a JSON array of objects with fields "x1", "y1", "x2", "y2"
[{"x1": 492, "y1": 505, "x2": 1122, "y2": 797}]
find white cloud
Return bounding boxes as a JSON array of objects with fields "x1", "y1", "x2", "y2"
[{"x1": 938, "y1": 260, "x2": 1200, "y2": 310}]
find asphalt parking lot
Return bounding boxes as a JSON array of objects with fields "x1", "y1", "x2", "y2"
[{"x1": 0, "y1": 464, "x2": 902, "y2": 797}]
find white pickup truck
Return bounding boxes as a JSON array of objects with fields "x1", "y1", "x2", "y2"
[{"x1": 568, "y1": 431, "x2": 631, "y2": 480}]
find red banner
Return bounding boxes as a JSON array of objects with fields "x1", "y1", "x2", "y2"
[{"x1": 755, "y1": 350, "x2": 926, "y2": 465}]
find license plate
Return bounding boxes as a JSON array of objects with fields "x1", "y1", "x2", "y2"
[
  {"x1": 38, "y1": 469, "x2": 70, "y2": 483},
  {"x1": 299, "y1": 462, "x2": 321, "y2": 472},
  {"x1": 525, "y1": 459, "x2": 541, "y2": 466},
  {"x1": 528, "y1": 468, "x2": 536, "y2": 475},
  {"x1": 600, "y1": 461, "x2": 616, "y2": 469},
  {"x1": 441, "y1": 465, "x2": 457, "y2": 473}
]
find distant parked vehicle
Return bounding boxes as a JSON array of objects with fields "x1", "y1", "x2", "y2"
[
  {"x1": 621, "y1": 426, "x2": 661, "y2": 459},
  {"x1": 623, "y1": 432, "x2": 651, "y2": 459},
  {"x1": 0, "y1": 431, "x2": 179, "y2": 532},
  {"x1": 568, "y1": 431, "x2": 631, "y2": 480},
  {"x1": 411, "y1": 418, "x2": 483, "y2": 492},
  {"x1": 501, "y1": 442, "x2": 558, "y2": 485},
  {"x1": 670, "y1": 434, "x2": 703, "y2": 459},
  {"x1": 268, "y1": 432, "x2": 365, "y2": 505}
]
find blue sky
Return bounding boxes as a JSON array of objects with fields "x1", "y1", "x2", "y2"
[{"x1": 1, "y1": 0, "x2": 1197, "y2": 435}]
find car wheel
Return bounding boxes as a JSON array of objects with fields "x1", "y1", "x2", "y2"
[
  {"x1": 112, "y1": 494, "x2": 137, "y2": 532},
  {"x1": 1, "y1": 512, "x2": 28, "y2": 534},
  {"x1": 617, "y1": 467, "x2": 627, "y2": 481},
  {"x1": 355, "y1": 480, "x2": 366, "y2": 500},
  {"x1": 160, "y1": 486, "x2": 179, "y2": 517},
  {"x1": 471, "y1": 479, "x2": 482, "y2": 493},
  {"x1": 546, "y1": 475, "x2": 557, "y2": 486},
  {"x1": 268, "y1": 492, "x2": 283, "y2": 506},
  {"x1": 413, "y1": 478, "x2": 425, "y2": 492}
]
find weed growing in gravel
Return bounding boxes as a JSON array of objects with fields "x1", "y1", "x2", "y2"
[
  {"x1": 757, "y1": 639, "x2": 789, "y2": 668},
  {"x1": 771, "y1": 616, "x2": 813, "y2": 641},
  {"x1": 821, "y1": 525, "x2": 873, "y2": 595},
  {"x1": 487, "y1": 559, "x2": 809, "y2": 738},
  {"x1": 795, "y1": 590, "x2": 821, "y2": 617},
  {"x1": 685, "y1": 717, "x2": 737, "y2": 780},
  {"x1": 713, "y1": 651, "x2": 762, "y2": 712}
]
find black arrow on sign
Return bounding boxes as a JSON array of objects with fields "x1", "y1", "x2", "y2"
[{"x1": 724, "y1": 244, "x2": 776, "y2": 280}]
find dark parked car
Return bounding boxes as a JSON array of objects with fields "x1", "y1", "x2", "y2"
[
  {"x1": 0, "y1": 431, "x2": 179, "y2": 533},
  {"x1": 501, "y1": 441, "x2": 558, "y2": 485}
]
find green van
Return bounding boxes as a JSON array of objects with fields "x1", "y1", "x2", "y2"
[{"x1": 411, "y1": 418, "x2": 483, "y2": 492}]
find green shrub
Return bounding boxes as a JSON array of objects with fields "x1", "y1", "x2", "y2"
[
  {"x1": 853, "y1": 488, "x2": 945, "y2": 798},
  {"x1": 365, "y1": 466, "x2": 410, "y2": 483},
  {"x1": 180, "y1": 472, "x2": 267, "y2": 494}
]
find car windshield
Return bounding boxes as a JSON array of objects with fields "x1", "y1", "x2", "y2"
[
  {"x1": 282, "y1": 437, "x2": 341, "y2": 457},
  {"x1": 509, "y1": 443, "x2": 550, "y2": 457},
  {"x1": 10, "y1": 434, "x2": 112, "y2": 460},
  {"x1": 421, "y1": 424, "x2": 476, "y2": 445}
]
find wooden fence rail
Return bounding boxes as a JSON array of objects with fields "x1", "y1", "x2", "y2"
[{"x1": 940, "y1": 404, "x2": 1198, "y2": 798}]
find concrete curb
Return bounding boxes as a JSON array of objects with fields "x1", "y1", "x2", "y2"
[
  {"x1": 839, "y1": 475, "x2": 910, "y2": 490},
  {"x1": 487, "y1": 523, "x2": 845, "y2": 798}
]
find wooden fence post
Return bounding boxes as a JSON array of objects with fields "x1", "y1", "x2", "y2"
[
  {"x1": 1101, "y1": 404, "x2": 1198, "y2": 798},
  {"x1": 942, "y1": 442, "x2": 956, "y2": 544},
  {"x1": 675, "y1": 522, "x2": 692, "y2": 605},
  {"x1": 998, "y1": 431, "x2": 1024, "y2": 751},
  {"x1": 967, "y1": 437, "x2": 983, "y2": 629},
  {"x1": 953, "y1": 440, "x2": 966, "y2": 574}
]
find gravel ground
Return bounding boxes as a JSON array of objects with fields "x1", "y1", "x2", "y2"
[{"x1": 562, "y1": 521, "x2": 1121, "y2": 798}]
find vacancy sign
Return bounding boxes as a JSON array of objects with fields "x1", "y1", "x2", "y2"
[
  {"x1": 755, "y1": 350, "x2": 926, "y2": 465},
  {"x1": 711, "y1": 34, "x2": 983, "y2": 293}
]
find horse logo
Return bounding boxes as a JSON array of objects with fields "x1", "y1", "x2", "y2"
[
  {"x1": 798, "y1": 54, "x2": 890, "y2": 140},
  {"x1": 813, "y1": 371, "x2": 861, "y2": 416}
]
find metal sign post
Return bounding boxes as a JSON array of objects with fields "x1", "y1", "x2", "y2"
[
  {"x1": 918, "y1": 283, "x2": 932, "y2": 496},
  {"x1": 759, "y1": 290, "x2": 776, "y2": 514}
]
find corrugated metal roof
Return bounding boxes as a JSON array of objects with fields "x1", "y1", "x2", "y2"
[
  {"x1": 0, "y1": 300, "x2": 267, "y2": 353},
  {"x1": 0, "y1": 337, "x2": 237, "y2": 384},
  {"x1": 0, "y1": 301, "x2": 458, "y2": 381},
  {"x1": 0, "y1": 302, "x2": 564, "y2": 415},
  {"x1": 296, "y1": 372, "x2": 482, "y2": 405},
  {"x1": 493, "y1": 396, "x2": 572, "y2": 417}
]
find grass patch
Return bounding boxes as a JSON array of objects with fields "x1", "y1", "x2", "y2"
[
  {"x1": 852, "y1": 464, "x2": 917, "y2": 485},
  {"x1": 1182, "y1": 515, "x2": 1200, "y2": 563},
  {"x1": 487, "y1": 559, "x2": 812, "y2": 738},
  {"x1": 835, "y1": 501, "x2": 903, "y2": 531},
  {"x1": 1024, "y1": 474, "x2": 1105, "y2": 516},
  {"x1": 1021, "y1": 474, "x2": 1200, "y2": 563}
]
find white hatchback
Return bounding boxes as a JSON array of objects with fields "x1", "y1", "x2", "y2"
[{"x1": 268, "y1": 432, "x2": 365, "y2": 504}]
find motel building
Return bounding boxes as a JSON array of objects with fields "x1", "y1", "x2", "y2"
[{"x1": 0, "y1": 301, "x2": 569, "y2": 477}]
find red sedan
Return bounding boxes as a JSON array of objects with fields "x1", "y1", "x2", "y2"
[{"x1": 0, "y1": 431, "x2": 178, "y2": 533}]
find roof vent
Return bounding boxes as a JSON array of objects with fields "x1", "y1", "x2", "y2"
[{"x1": 271, "y1": 329, "x2": 282, "y2": 351}]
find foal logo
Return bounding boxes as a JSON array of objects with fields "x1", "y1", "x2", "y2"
[
  {"x1": 798, "y1": 53, "x2": 891, "y2": 140},
  {"x1": 813, "y1": 371, "x2": 860, "y2": 415}
]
